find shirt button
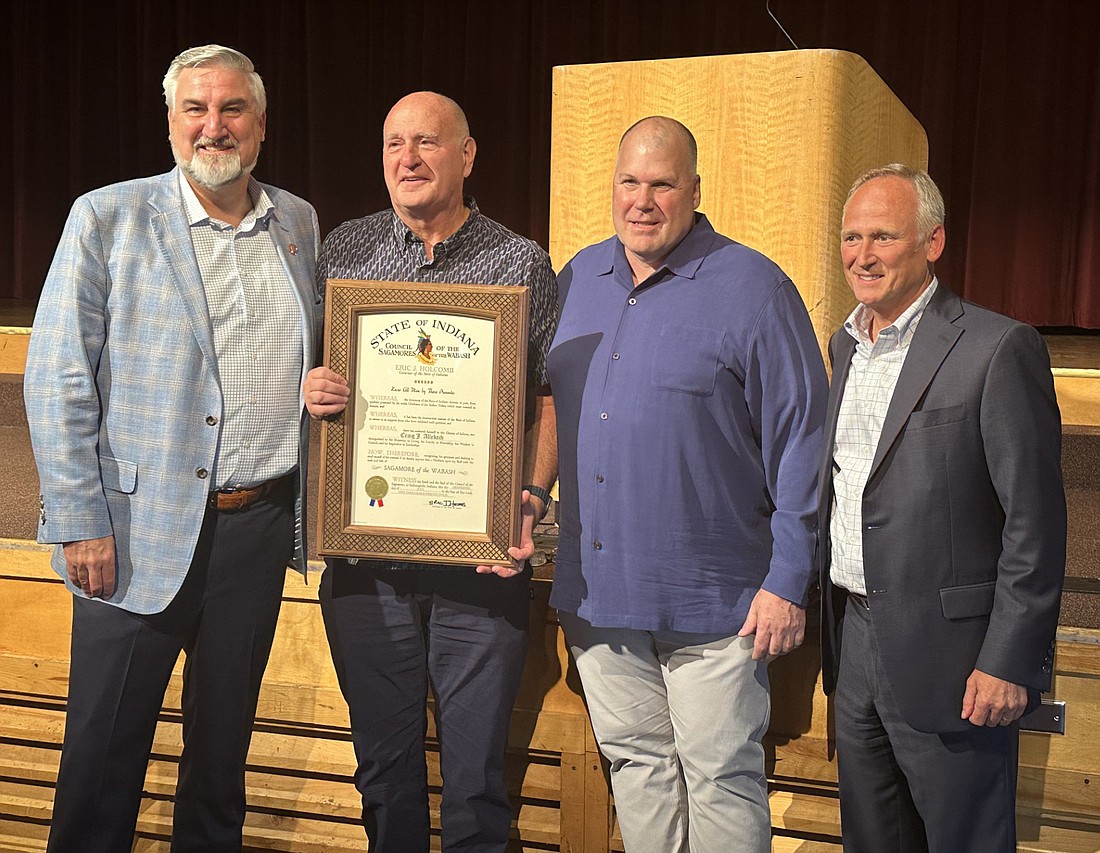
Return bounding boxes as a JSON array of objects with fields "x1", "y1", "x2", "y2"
[
  {"x1": 611, "y1": 353, "x2": 620, "y2": 360},
  {"x1": 596, "y1": 474, "x2": 604, "y2": 483},
  {"x1": 196, "y1": 468, "x2": 209, "y2": 479},
  {"x1": 600, "y1": 412, "x2": 608, "y2": 420},
  {"x1": 206, "y1": 415, "x2": 218, "y2": 426},
  {"x1": 593, "y1": 541, "x2": 602, "y2": 550},
  {"x1": 628, "y1": 297, "x2": 637, "y2": 305}
]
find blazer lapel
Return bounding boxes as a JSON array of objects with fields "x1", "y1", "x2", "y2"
[
  {"x1": 149, "y1": 173, "x2": 217, "y2": 368},
  {"x1": 819, "y1": 331, "x2": 856, "y2": 512},
  {"x1": 867, "y1": 284, "x2": 964, "y2": 481},
  {"x1": 267, "y1": 210, "x2": 318, "y2": 377}
]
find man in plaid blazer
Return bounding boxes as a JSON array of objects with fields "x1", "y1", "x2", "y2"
[{"x1": 24, "y1": 45, "x2": 321, "y2": 852}]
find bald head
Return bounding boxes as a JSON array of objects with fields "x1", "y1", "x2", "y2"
[
  {"x1": 618, "y1": 116, "x2": 698, "y2": 175},
  {"x1": 382, "y1": 90, "x2": 477, "y2": 237},
  {"x1": 612, "y1": 116, "x2": 701, "y2": 283},
  {"x1": 384, "y1": 91, "x2": 470, "y2": 145}
]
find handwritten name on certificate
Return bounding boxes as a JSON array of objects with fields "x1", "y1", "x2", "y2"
[{"x1": 349, "y1": 311, "x2": 495, "y2": 533}]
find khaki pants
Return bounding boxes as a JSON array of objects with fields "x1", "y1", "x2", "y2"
[{"x1": 560, "y1": 612, "x2": 772, "y2": 853}]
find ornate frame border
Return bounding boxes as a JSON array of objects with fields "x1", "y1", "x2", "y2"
[{"x1": 317, "y1": 279, "x2": 529, "y2": 566}]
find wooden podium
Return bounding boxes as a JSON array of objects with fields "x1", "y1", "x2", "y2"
[{"x1": 549, "y1": 49, "x2": 927, "y2": 353}]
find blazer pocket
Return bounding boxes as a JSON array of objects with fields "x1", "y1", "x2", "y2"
[
  {"x1": 940, "y1": 580, "x2": 995, "y2": 620},
  {"x1": 908, "y1": 403, "x2": 966, "y2": 430},
  {"x1": 99, "y1": 456, "x2": 138, "y2": 494},
  {"x1": 652, "y1": 325, "x2": 724, "y2": 396}
]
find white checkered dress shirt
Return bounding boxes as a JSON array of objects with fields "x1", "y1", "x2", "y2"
[
  {"x1": 829, "y1": 278, "x2": 939, "y2": 594},
  {"x1": 180, "y1": 172, "x2": 303, "y2": 490}
]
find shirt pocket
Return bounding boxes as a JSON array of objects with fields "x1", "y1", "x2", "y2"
[
  {"x1": 651, "y1": 325, "x2": 725, "y2": 396},
  {"x1": 99, "y1": 456, "x2": 138, "y2": 494}
]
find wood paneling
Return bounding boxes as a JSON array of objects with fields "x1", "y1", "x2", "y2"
[
  {"x1": 4, "y1": 539, "x2": 1098, "y2": 850},
  {"x1": 1053, "y1": 371, "x2": 1100, "y2": 433},
  {"x1": 0, "y1": 331, "x2": 30, "y2": 375},
  {"x1": 0, "y1": 540, "x2": 598, "y2": 852}
]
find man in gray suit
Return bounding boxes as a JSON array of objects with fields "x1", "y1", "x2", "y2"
[
  {"x1": 24, "y1": 45, "x2": 321, "y2": 852},
  {"x1": 818, "y1": 164, "x2": 1065, "y2": 852}
]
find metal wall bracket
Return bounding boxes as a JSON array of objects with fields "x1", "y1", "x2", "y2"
[{"x1": 1019, "y1": 699, "x2": 1066, "y2": 734}]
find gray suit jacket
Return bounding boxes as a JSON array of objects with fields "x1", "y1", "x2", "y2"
[
  {"x1": 25, "y1": 170, "x2": 322, "y2": 614},
  {"x1": 818, "y1": 282, "x2": 1066, "y2": 733}
]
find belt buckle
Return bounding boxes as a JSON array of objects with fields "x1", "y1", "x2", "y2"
[
  {"x1": 209, "y1": 474, "x2": 287, "y2": 513},
  {"x1": 210, "y1": 486, "x2": 251, "y2": 512},
  {"x1": 848, "y1": 591, "x2": 870, "y2": 610}
]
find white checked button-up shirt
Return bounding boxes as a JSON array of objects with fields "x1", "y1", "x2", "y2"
[
  {"x1": 829, "y1": 278, "x2": 939, "y2": 595},
  {"x1": 180, "y1": 172, "x2": 303, "y2": 490}
]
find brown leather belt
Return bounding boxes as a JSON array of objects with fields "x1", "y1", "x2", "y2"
[{"x1": 208, "y1": 473, "x2": 292, "y2": 512}]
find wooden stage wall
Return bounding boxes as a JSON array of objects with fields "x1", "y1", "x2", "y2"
[{"x1": 2, "y1": 541, "x2": 1099, "y2": 851}]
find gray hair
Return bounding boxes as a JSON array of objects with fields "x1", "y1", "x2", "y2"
[
  {"x1": 619, "y1": 116, "x2": 698, "y2": 174},
  {"x1": 163, "y1": 44, "x2": 266, "y2": 113},
  {"x1": 844, "y1": 163, "x2": 945, "y2": 239}
]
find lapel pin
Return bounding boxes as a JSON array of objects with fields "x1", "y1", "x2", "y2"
[{"x1": 288, "y1": 243, "x2": 299, "y2": 255}]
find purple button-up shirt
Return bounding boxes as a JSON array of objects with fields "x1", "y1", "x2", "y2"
[{"x1": 548, "y1": 215, "x2": 827, "y2": 633}]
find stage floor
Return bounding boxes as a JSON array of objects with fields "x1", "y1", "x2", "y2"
[{"x1": 5, "y1": 297, "x2": 1099, "y2": 365}]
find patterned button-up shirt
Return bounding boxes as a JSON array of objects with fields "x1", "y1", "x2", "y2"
[
  {"x1": 319, "y1": 198, "x2": 557, "y2": 388},
  {"x1": 318, "y1": 198, "x2": 558, "y2": 570}
]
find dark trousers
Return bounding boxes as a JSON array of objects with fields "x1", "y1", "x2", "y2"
[
  {"x1": 46, "y1": 482, "x2": 293, "y2": 853},
  {"x1": 834, "y1": 596, "x2": 1020, "y2": 853},
  {"x1": 319, "y1": 560, "x2": 531, "y2": 853}
]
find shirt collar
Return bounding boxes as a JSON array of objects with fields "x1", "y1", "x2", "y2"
[
  {"x1": 844, "y1": 276, "x2": 939, "y2": 349},
  {"x1": 177, "y1": 168, "x2": 274, "y2": 229},
  {"x1": 604, "y1": 212, "x2": 717, "y2": 284},
  {"x1": 390, "y1": 196, "x2": 480, "y2": 250}
]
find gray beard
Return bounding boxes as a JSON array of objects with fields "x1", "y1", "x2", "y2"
[{"x1": 173, "y1": 142, "x2": 259, "y2": 190}]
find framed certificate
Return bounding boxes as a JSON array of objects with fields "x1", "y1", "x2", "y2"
[{"x1": 317, "y1": 279, "x2": 530, "y2": 566}]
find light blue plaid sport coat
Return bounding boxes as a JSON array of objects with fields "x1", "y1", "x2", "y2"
[{"x1": 24, "y1": 169, "x2": 322, "y2": 614}]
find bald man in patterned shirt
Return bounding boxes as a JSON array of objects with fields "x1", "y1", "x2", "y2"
[{"x1": 302, "y1": 92, "x2": 558, "y2": 853}]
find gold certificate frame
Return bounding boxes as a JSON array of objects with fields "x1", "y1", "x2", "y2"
[{"x1": 317, "y1": 279, "x2": 530, "y2": 566}]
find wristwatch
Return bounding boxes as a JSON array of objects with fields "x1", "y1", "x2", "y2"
[{"x1": 524, "y1": 484, "x2": 552, "y2": 520}]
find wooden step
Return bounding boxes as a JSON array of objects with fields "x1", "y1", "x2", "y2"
[
  {"x1": 0, "y1": 817, "x2": 51, "y2": 853},
  {"x1": 5, "y1": 538, "x2": 1100, "y2": 852}
]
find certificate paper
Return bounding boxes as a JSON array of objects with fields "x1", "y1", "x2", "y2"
[
  {"x1": 350, "y1": 311, "x2": 495, "y2": 533},
  {"x1": 317, "y1": 280, "x2": 530, "y2": 567}
]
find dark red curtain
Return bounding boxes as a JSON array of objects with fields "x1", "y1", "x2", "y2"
[{"x1": 3, "y1": 0, "x2": 1099, "y2": 327}]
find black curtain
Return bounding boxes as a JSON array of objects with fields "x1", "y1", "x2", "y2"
[{"x1": 3, "y1": 0, "x2": 1098, "y2": 327}]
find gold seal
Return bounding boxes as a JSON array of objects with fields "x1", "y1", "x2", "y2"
[{"x1": 365, "y1": 476, "x2": 389, "y2": 500}]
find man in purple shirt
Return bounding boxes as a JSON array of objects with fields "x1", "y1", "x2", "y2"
[{"x1": 547, "y1": 117, "x2": 827, "y2": 852}]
